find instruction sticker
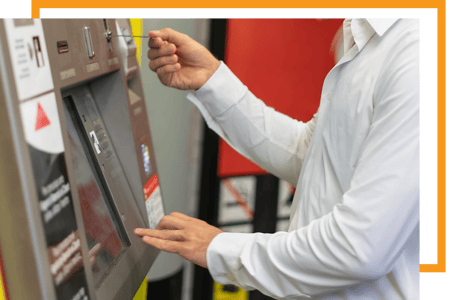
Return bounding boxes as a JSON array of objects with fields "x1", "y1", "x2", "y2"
[
  {"x1": 143, "y1": 174, "x2": 164, "y2": 229},
  {"x1": 19, "y1": 93, "x2": 90, "y2": 299},
  {"x1": 4, "y1": 19, "x2": 54, "y2": 101}
]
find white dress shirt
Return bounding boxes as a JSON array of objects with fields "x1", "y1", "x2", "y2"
[{"x1": 187, "y1": 18, "x2": 419, "y2": 299}]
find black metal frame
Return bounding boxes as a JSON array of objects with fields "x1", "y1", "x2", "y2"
[
  {"x1": 193, "y1": 18, "x2": 227, "y2": 300},
  {"x1": 193, "y1": 19, "x2": 282, "y2": 300}
]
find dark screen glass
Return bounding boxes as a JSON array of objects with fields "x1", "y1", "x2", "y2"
[{"x1": 63, "y1": 95, "x2": 126, "y2": 287}]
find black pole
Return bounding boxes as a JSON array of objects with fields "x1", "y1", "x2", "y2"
[
  {"x1": 250, "y1": 174, "x2": 279, "y2": 300},
  {"x1": 192, "y1": 18, "x2": 228, "y2": 300}
]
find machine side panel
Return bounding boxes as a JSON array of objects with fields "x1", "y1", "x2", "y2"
[{"x1": 0, "y1": 19, "x2": 56, "y2": 300}]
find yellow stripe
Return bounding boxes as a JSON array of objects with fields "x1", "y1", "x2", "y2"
[
  {"x1": 0, "y1": 272, "x2": 6, "y2": 300},
  {"x1": 132, "y1": 277, "x2": 147, "y2": 300},
  {"x1": 130, "y1": 19, "x2": 143, "y2": 66}
]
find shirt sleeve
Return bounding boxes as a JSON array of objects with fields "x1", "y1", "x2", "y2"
[
  {"x1": 187, "y1": 62, "x2": 317, "y2": 186},
  {"x1": 205, "y1": 28, "x2": 419, "y2": 298}
]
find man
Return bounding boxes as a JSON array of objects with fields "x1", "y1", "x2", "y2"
[{"x1": 134, "y1": 18, "x2": 419, "y2": 299}]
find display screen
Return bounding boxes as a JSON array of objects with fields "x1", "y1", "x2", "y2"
[{"x1": 63, "y1": 95, "x2": 128, "y2": 287}]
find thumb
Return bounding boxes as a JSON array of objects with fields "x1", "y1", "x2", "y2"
[{"x1": 148, "y1": 28, "x2": 191, "y2": 46}]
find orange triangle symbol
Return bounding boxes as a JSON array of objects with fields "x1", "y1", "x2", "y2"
[{"x1": 35, "y1": 102, "x2": 51, "y2": 131}]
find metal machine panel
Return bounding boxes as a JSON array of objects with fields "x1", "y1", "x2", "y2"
[{"x1": 0, "y1": 19, "x2": 165, "y2": 300}]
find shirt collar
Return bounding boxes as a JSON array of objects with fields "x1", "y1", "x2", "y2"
[
  {"x1": 349, "y1": 18, "x2": 399, "y2": 52},
  {"x1": 351, "y1": 19, "x2": 375, "y2": 52},
  {"x1": 366, "y1": 19, "x2": 399, "y2": 36},
  {"x1": 335, "y1": 18, "x2": 400, "y2": 65}
]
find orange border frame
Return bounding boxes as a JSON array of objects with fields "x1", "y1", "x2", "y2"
[{"x1": 30, "y1": 2, "x2": 446, "y2": 273}]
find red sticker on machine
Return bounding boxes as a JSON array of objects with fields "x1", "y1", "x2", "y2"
[
  {"x1": 143, "y1": 174, "x2": 159, "y2": 200},
  {"x1": 143, "y1": 174, "x2": 164, "y2": 229}
]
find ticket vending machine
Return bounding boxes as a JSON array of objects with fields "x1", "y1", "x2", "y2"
[{"x1": 0, "y1": 19, "x2": 165, "y2": 300}]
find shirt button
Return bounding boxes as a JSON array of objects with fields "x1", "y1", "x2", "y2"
[
  {"x1": 327, "y1": 92, "x2": 332, "y2": 101},
  {"x1": 227, "y1": 275, "x2": 235, "y2": 282}
]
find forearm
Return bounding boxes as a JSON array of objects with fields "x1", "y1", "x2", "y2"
[
  {"x1": 208, "y1": 184, "x2": 419, "y2": 299},
  {"x1": 188, "y1": 62, "x2": 316, "y2": 185}
]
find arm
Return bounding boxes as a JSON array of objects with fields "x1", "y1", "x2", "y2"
[
  {"x1": 188, "y1": 62, "x2": 317, "y2": 185},
  {"x1": 147, "y1": 28, "x2": 317, "y2": 185},
  {"x1": 137, "y1": 26, "x2": 419, "y2": 298},
  {"x1": 205, "y1": 27, "x2": 420, "y2": 297}
]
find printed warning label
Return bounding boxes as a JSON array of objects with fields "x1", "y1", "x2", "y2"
[
  {"x1": 218, "y1": 176, "x2": 256, "y2": 225},
  {"x1": 19, "y1": 91, "x2": 90, "y2": 299},
  {"x1": 20, "y1": 92, "x2": 64, "y2": 154},
  {"x1": 48, "y1": 232, "x2": 83, "y2": 286},
  {"x1": 40, "y1": 175, "x2": 71, "y2": 224},
  {"x1": 143, "y1": 175, "x2": 164, "y2": 229},
  {"x1": 27, "y1": 146, "x2": 90, "y2": 299},
  {"x1": 4, "y1": 19, "x2": 54, "y2": 101}
]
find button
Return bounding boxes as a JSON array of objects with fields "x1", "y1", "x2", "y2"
[
  {"x1": 101, "y1": 141, "x2": 110, "y2": 150},
  {"x1": 327, "y1": 92, "x2": 332, "y2": 101},
  {"x1": 97, "y1": 132, "x2": 106, "y2": 141},
  {"x1": 227, "y1": 275, "x2": 235, "y2": 282},
  {"x1": 105, "y1": 149, "x2": 113, "y2": 158}
]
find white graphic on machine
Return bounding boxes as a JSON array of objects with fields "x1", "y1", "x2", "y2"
[{"x1": 4, "y1": 19, "x2": 54, "y2": 101}]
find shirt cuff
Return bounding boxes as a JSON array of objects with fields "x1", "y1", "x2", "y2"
[
  {"x1": 206, "y1": 232, "x2": 253, "y2": 286},
  {"x1": 187, "y1": 61, "x2": 248, "y2": 118}
]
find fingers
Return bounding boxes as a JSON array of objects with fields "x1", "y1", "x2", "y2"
[
  {"x1": 158, "y1": 212, "x2": 197, "y2": 229},
  {"x1": 141, "y1": 235, "x2": 180, "y2": 253},
  {"x1": 88, "y1": 243, "x2": 102, "y2": 257},
  {"x1": 149, "y1": 54, "x2": 178, "y2": 72},
  {"x1": 157, "y1": 214, "x2": 188, "y2": 230},
  {"x1": 148, "y1": 28, "x2": 191, "y2": 47},
  {"x1": 147, "y1": 39, "x2": 178, "y2": 76},
  {"x1": 148, "y1": 37, "x2": 164, "y2": 49},
  {"x1": 155, "y1": 64, "x2": 181, "y2": 78},
  {"x1": 133, "y1": 213, "x2": 195, "y2": 239},
  {"x1": 148, "y1": 30, "x2": 162, "y2": 40},
  {"x1": 147, "y1": 42, "x2": 176, "y2": 60},
  {"x1": 134, "y1": 213, "x2": 220, "y2": 269},
  {"x1": 134, "y1": 228, "x2": 185, "y2": 241}
]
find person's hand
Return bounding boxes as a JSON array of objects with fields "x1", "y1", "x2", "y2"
[
  {"x1": 134, "y1": 212, "x2": 223, "y2": 268},
  {"x1": 147, "y1": 28, "x2": 221, "y2": 90},
  {"x1": 88, "y1": 242, "x2": 102, "y2": 266}
]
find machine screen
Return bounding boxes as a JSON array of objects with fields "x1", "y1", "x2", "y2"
[{"x1": 63, "y1": 95, "x2": 128, "y2": 287}]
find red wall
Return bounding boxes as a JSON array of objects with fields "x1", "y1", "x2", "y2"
[{"x1": 217, "y1": 19, "x2": 343, "y2": 177}]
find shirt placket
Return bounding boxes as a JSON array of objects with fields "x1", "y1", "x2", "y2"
[{"x1": 289, "y1": 44, "x2": 361, "y2": 227}]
